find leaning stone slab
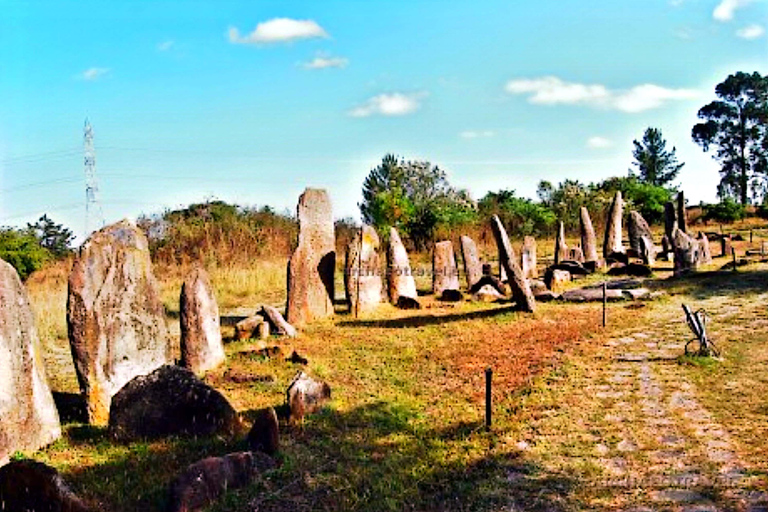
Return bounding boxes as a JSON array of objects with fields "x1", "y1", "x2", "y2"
[
  {"x1": 67, "y1": 219, "x2": 171, "y2": 425},
  {"x1": 180, "y1": 266, "x2": 224, "y2": 375},
  {"x1": 108, "y1": 365, "x2": 240, "y2": 442},
  {"x1": 603, "y1": 191, "x2": 624, "y2": 258},
  {"x1": 0, "y1": 259, "x2": 61, "y2": 466},
  {"x1": 287, "y1": 371, "x2": 331, "y2": 424},
  {"x1": 387, "y1": 227, "x2": 418, "y2": 302},
  {"x1": 460, "y1": 235, "x2": 483, "y2": 289},
  {"x1": 580, "y1": 207, "x2": 599, "y2": 264},
  {"x1": 0, "y1": 459, "x2": 91, "y2": 512},
  {"x1": 628, "y1": 211, "x2": 653, "y2": 254},
  {"x1": 432, "y1": 240, "x2": 460, "y2": 295},
  {"x1": 345, "y1": 225, "x2": 383, "y2": 315},
  {"x1": 490, "y1": 216, "x2": 536, "y2": 312},
  {"x1": 286, "y1": 188, "x2": 336, "y2": 327},
  {"x1": 260, "y1": 305, "x2": 297, "y2": 338}
]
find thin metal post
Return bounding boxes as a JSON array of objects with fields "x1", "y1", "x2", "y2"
[
  {"x1": 485, "y1": 367, "x2": 492, "y2": 431},
  {"x1": 602, "y1": 281, "x2": 607, "y2": 328}
]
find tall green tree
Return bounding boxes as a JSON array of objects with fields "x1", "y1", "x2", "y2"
[
  {"x1": 0, "y1": 228, "x2": 51, "y2": 279},
  {"x1": 630, "y1": 127, "x2": 684, "y2": 186},
  {"x1": 26, "y1": 214, "x2": 75, "y2": 258},
  {"x1": 692, "y1": 71, "x2": 768, "y2": 204}
]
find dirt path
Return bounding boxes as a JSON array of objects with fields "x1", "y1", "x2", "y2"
[{"x1": 510, "y1": 292, "x2": 768, "y2": 511}]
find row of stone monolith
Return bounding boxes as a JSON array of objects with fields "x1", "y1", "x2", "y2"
[
  {"x1": 345, "y1": 225, "x2": 383, "y2": 314},
  {"x1": 0, "y1": 259, "x2": 61, "y2": 465}
]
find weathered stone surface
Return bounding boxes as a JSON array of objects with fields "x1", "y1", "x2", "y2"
[
  {"x1": 180, "y1": 266, "x2": 224, "y2": 375},
  {"x1": 698, "y1": 232, "x2": 713, "y2": 264},
  {"x1": 720, "y1": 235, "x2": 732, "y2": 258},
  {"x1": 345, "y1": 225, "x2": 383, "y2": 315},
  {"x1": 438, "y1": 289, "x2": 463, "y2": 302},
  {"x1": 256, "y1": 321, "x2": 270, "y2": 340},
  {"x1": 247, "y1": 407, "x2": 279, "y2": 456},
  {"x1": 561, "y1": 288, "x2": 627, "y2": 302},
  {"x1": 628, "y1": 211, "x2": 653, "y2": 254},
  {"x1": 0, "y1": 459, "x2": 91, "y2": 512},
  {"x1": 664, "y1": 201, "x2": 677, "y2": 242},
  {"x1": 460, "y1": 235, "x2": 483, "y2": 289},
  {"x1": 108, "y1": 365, "x2": 239, "y2": 442},
  {"x1": 168, "y1": 452, "x2": 276, "y2": 512},
  {"x1": 260, "y1": 305, "x2": 297, "y2": 338},
  {"x1": 387, "y1": 227, "x2": 418, "y2": 302},
  {"x1": 568, "y1": 246, "x2": 584, "y2": 263},
  {"x1": 0, "y1": 259, "x2": 61, "y2": 465},
  {"x1": 640, "y1": 235, "x2": 656, "y2": 266},
  {"x1": 545, "y1": 268, "x2": 571, "y2": 294},
  {"x1": 395, "y1": 296, "x2": 421, "y2": 309},
  {"x1": 432, "y1": 240, "x2": 460, "y2": 295},
  {"x1": 286, "y1": 188, "x2": 335, "y2": 327},
  {"x1": 287, "y1": 371, "x2": 331, "y2": 424},
  {"x1": 677, "y1": 191, "x2": 688, "y2": 234},
  {"x1": 661, "y1": 234, "x2": 671, "y2": 259},
  {"x1": 235, "y1": 315, "x2": 265, "y2": 340},
  {"x1": 603, "y1": 191, "x2": 624, "y2": 258},
  {"x1": 521, "y1": 236, "x2": 537, "y2": 279},
  {"x1": 490, "y1": 215, "x2": 536, "y2": 312},
  {"x1": 67, "y1": 219, "x2": 171, "y2": 425},
  {"x1": 580, "y1": 207, "x2": 599, "y2": 263},
  {"x1": 551, "y1": 261, "x2": 589, "y2": 276},
  {"x1": 554, "y1": 221, "x2": 569, "y2": 265},
  {"x1": 673, "y1": 229, "x2": 701, "y2": 275},
  {"x1": 472, "y1": 284, "x2": 504, "y2": 302}
]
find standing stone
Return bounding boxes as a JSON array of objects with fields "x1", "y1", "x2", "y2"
[
  {"x1": 554, "y1": 221, "x2": 569, "y2": 265},
  {"x1": 460, "y1": 235, "x2": 483, "y2": 289},
  {"x1": 387, "y1": 227, "x2": 418, "y2": 303},
  {"x1": 603, "y1": 191, "x2": 624, "y2": 258},
  {"x1": 698, "y1": 232, "x2": 713, "y2": 264},
  {"x1": 673, "y1": 230, "x2": 700, "y2": 275},
  {"x1": 580, "y1": 207, "x2": 599, "y2": 264},
  {"x1": 628, "y1": 211, "x2": 653, "y2": 254},
  {"x1": 720, "y1": 235, "x2": 732, "y2": 258},
  {"x1": 545, "y1": 268, "x2": 571, "y2": 294},
  {"x1": 639, "y1": 235, "x2": 656, "y2": 266},
  {"x1": 677, "y1": 191, "x2": 688, "y2": 234},
  {"x1": 661, "y1": 234, "x2": 671, "y2": 257},
  {"x1": 568, "y1": 246, "x2": 584, "y2": 263},
  {"x1": 0, "y1": 259, "x2": 61, "y2": 465},
  {"x1": 345, "y1": 225, "x2": 382, "y2": 315},
  {"x1": 521, "y1": 236, "x2": 537, "y2": 279},
  {"x1": 180, "y1": 266, "x2": 224, "y2": 376},
  {"x1": 432, "y1": 241, "x2": 460, "y2": 295},
  {"x1": 286, "y1": 189, "x2": 335, "y2": 327},
  {"x1": 67, "y1": 220, "x2": 171, "y2": 425},
  {"x1": 664, "y1": 201, "x2": 677, "y2": 243},
  {"x1": 490, "y1": 215, "x2": 536, "y2": 312}
]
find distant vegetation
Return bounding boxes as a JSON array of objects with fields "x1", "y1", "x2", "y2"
[{"x1": 0, "y1": 215, "x2": 73, "y2": 279}]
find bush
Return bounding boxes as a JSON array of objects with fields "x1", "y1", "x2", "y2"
[
  {"x1": 0, "y1": 228, "x2": 52, "y2": 280},
  {"x1": 703, "y1": 199, "x2": 746, "y2": 223}
]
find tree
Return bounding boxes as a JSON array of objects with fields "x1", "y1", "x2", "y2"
[
  {"x1": 536, "y1": 179, "x2": 589, "y2": 232},
  {"x1": 630, "y1": 127, "x2": 684, "y2": 186},
  {"x1": 26, "y1": 214, "x2": 75, "y2": 258},
  {"x1": 692, "y1": 71, "x2": 768, "y2": 204},
  {"x1": 595, "y1": 176, "x2": 673, "y2": 225},
  {"x1": 0, "y1": 228, "x2": 51, "y2": 279},
  {"x1": 478, "y1": 189, "x2": 555, "y2": 237}
]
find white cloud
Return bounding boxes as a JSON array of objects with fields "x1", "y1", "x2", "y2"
[
  {"x1": 81, "y1": 68, "x2": 110, "y2": 81},
  {"x1": 713, "y1": 0, "x2": 752, "y2": 21},
  {"x1": 460, "y1": 130, "x2": 495, "y2": 139},
  {"x1": 736, "y1": 23, "x2": 765, "y2": 38},
  {"x1": 158, "y1": 40, "x2": 174, "y2": 51},
  {"x1": 505, "y1": 76, "x2": 699, "y2": 113},
  {"x1": 303, "y1": 55, "x2": 348, "y2": 69},
  {"x1": 228, "y1": 18, "x2": 328, "y2": 44},
  {"x1": 349, "y1": 92, "x2": 427, "y2": 117},
  {"x1": 587, "y1": 136, "x2": 613, "y2": 149}
]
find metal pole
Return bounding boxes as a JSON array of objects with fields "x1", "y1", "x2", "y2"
[
  {"x1": 602, "y1": 281, "x2": 607, "y2": 328},
  {"x1": 485, "y1": 367, "x2": 492, "y2": 431}
]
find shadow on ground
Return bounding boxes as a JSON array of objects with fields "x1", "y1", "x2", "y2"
[
  {"x1": 654, "y1": 267, "x2": 768, "y2": 301},
  {"x1": 337, "y1": 304, "x2": 518, "y2": 329}
]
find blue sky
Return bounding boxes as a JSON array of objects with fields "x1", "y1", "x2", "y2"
[{"x1": 1, "y1": 0, "x2": 766, "y2": 239}]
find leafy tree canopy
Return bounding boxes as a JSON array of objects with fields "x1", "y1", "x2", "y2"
[{"x1": 26, "y1": 214, "x2": 75, "y2": 258}]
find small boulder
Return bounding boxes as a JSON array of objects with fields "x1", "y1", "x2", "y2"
[
  {"x1": 287, "y1": 372, "x2": 331, "y2": 424},
  {"x1": 247, "y1": 407, "x2": 279, "y2": 456},
  {"x1": 286, "y1": 350, "x2": 308, "y2": 365},
  {"x1": 438, "y1": 289, "x2": 463, "y2": 302},
  {"x1": 257, "y1": 321, "x2": 270, "y2": 340},
  {"x1": 0, "y1": 459, "x2": 91, "y2": 512},
  {"x1": 544, "y1": 268, "x2": 571, "y2": 294},
  {"x1": 395, "y1": 296, "x2": 421, "y2": 309},
  {"x1": 168, "y1": 451, "x2": 276, "y2": 512},
  {"x1": 108, "y1": 365, "x2": 239, "y2": 442},
  {"x1": 235, "y1": 315, "x2": 265, "y2": 340},
  {"x1": 472, "y1": 284, "x2": 504, "y2": 302},
  {"x1": 260, "y1": 305, "x2": 297, "y2": 338}
]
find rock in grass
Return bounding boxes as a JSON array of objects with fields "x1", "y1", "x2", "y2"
[
  {"x1": 286, "y1": 371, "x2": 331, "y2": 424},
  {"x1": 472, "y1": 284, "x2": 504, "y2": 302},
  {"x1": 260, "y1": 305, "x2": 297, "y2": 338},
  {"x1": 0, "y1": 259, "x2": 61, "y2": 465},
  {"x1": 554, "y1": 221, "x2": 569, "y2": 265},
  {"x1": 0, "y1": 459, "x2": 91, "y2": 512},
  {"x1": 395, "y1": 296, "x2": 421, "y2": 309},
  {"x1": 561, "y1": 288, "x2": 627, "y2": 302},
  {"x1": 67, "y1": 219, "x2": 171, "y2": 425},
  {"x1": 247, "y1": 407, "x2": 279, "y2": 456},
  {"x1": 627, "y1": 210, "x2": 653, "y2": 254},
  {"x1": 108, "y1": 365, "x2": 239, "y2": 442},
  {"x1": 234, "y1": 315, "x2": 265, "y2": 340},
  {"x1": 168, "y1": 451, "x2": 276, "y2": 512},
  {"x1": 544, "y1": 268, "x2": 571, "y2": 294},
  {"x1": 438, "y1": 289, "x2": 463, "y2": 302},
  {"x1": 180, "y1": 265, "x2": 224, "y2": 375},
  {"x1": 387, "y1": 227, "x2": 418, "y2": 303}
]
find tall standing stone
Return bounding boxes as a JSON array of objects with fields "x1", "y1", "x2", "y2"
[
  {"x1": 580, "y1": 207, "x2": 599, "y2": 264},
  {"x1": 67, "y1": 219, "x2": 171, "y2": 426},
  {"x1": 432, "y1": 241, "x2": 460, "y2": 295},
  {"x1": 387, "y1": 227, "x2": 418, "y2": 302},
  {"x1": 627, "y1": 211, "x2": 653, "y2": 254},
  {"x1": 677, "y1": 191, "x2": 688, "y2": 234},
  {"x1": 286, "y1": 189, "x2": 335, "y2": 327},
  {"x1": 554, "y1": 221, "x2": 569, "y2": 265},
  {"x1": 460, "y1": 235, "x2": 483, "y2": 290},
  {"x1": 664, "y1": 201, "x2": 677, "y2": 243},
  {"x1": 0, "y1": 259, "x2": 61, "y2": 465},
  {"x1": 673, "y1": 229, "x2": 700, "y2": 275},
  {"x1": 697, "y1": 232, "x2": 713, "y2": 264},
  {"x1": 603, "y1": 191, "x2": 624, "y2": 258},
  {"x1": 639, "y1": 236, "x2": 656, "y2": 266},
  {"x1": 345, "y1": 225, "x2": 382, "y2": 315},
  {"x1": 521, "y1": 236, "x2": 537, "y2": 279},
  {"x1": 180, "y1": 266, "x2": 224, "y2": 376},
  {"x1": 720, "y1": 235, "x2": 732, "y2": 258},
  {"x1": 490, "y1": 216, "x2": 536, "y2": 312}
]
